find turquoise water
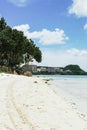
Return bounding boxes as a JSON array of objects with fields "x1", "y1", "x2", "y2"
[
  {"x1": 36, "y1": 75, "x2": 87, "y2": 115},
  {"x1": 36, "y1": 75, "x2": 87, "y2": 100},
  {"x1": 35, "y1": 74, "x2": 87, "y2": 80},
  {"x1": 52, "y1": 75, "x2": 87, "y2": 115}
]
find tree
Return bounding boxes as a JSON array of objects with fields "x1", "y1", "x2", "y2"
[
  {"x1": 23, "y1": 39, "x2": 42, "y2": 63},
  {"x1": 0, "y1": 17, "x2": 6, "y2": 31},
  {"x1": 0, "y1": 17, "x2": 42, "y2": 72}
]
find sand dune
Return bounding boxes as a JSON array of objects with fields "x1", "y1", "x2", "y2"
[{"x1": 0, "y1": 73, "x2": 87, "y2": 130}]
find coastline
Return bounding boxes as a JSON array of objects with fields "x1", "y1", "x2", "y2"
[
  {"x1": 49, "y1": 76, "x2": 87, "y2": 115},
  {"x1": 0, "y1": 73, "x2": 87, "y2": 130}
]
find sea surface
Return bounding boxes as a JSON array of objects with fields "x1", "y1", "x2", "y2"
[{"x1": 36, "y1": 75, "x2": 87, "y2": 116}]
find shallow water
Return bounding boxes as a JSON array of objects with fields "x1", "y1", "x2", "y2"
[
  {"x1": 53, "y1": 76, "x2": 87, "y2": 116},
  {"x1": 37, "y1": 75, "x2": 87, "y2": 116}
]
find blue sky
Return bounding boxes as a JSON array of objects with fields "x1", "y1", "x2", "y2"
[{"x1": 1, "y1": 0, "x2": 87, "y2": 70}]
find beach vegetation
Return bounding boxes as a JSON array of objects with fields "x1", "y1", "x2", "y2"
[
  {"x1": 0, "y1": 17, "x2": 42, "y2": 73},
  {"x1": 63, "y1": 64, "x2": 87, "y2": 75}
]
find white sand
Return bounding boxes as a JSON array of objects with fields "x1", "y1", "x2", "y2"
[{"x1": 0, "y1": 73, "x2": 87, "y2": 130}]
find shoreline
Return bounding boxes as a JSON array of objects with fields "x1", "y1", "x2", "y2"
[
  {"x1": 49, "y1": 77, "x2": 87, "y2": 116},
  {"x1": 0, "y1": 73, "x2": 87, "y2": 130}
]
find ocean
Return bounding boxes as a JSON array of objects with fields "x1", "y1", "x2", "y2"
[{"x1": 37, "y1": 75, "x2": 87, "y2": 116}]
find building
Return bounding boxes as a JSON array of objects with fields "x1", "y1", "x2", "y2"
[
  {"x1": 37, "y1": 66, "x2": 63, "y2": 73},
  {"x1": 22, "y1": 64, "x2": 37, "y2": 73},
  {"x1": 22, "y1": 65, "x2": 64, "y2": 74},
  {"x1": 37, "y1": 66, "x2": 47, "y2": 73}
]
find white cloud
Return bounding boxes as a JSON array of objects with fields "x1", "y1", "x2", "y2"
[
  {"x1": 13, "y1": 24, "x2": 30, "y2": 31},
  {"x1": 37, "y1": 48, "x2": 87, "y2": 71},
  {"x1": 67, "y1": 48, "x2": 87, "y2": 56},
  {"x1": 7, "y1": 0, "x2": 29, "y2": 7},
  {"x1": 13, "y1": 24, "x2": 69, "y2": 45},
  {"x1": 84, "y1": 23, "x2": 87, "y2": 30},
  {"x1": 68, "y1": 0, "x2": 87, "y2": 17}
]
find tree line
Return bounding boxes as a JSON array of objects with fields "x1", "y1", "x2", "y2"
[{"x1": 0, "y1": 17, "x2": 42, "y2": 73}]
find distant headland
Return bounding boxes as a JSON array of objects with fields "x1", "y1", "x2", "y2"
[{"x1": 21, "y1": 64, "x2": 87, "y2": 75}]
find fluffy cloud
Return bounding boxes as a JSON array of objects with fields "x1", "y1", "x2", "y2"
[
  {"x1": 68, "y1": 0, "x2": 87, "y2": 17},
  {"x1": 37, "y1": 48, "x2": 87, "y2": 71},
  {"x1": 13, "y1": 24, "x2": 30, "y2": 31},
  {"x1": 13, "y1": 24, "x2": 69, "y2": 45},
  {"x1": 67, "y1": 48, "x2": 87, "y2": 56},
  {"x1": 84, "y1": 23, "x2": 87, "y2": 30},
  {"x1": 7, "y1": 0, "x2": 29, "y2": 7}
]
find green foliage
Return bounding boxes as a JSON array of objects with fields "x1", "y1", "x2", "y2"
[
  {"x1": 63, "y1": 64, "x2": 87, "y2": 75},
  {"x1": 0, "y1": 17, "x2": 6, "y2": 31},
  {"x1": 0, "y1": 17, "x2": 42, "y2": 72}
]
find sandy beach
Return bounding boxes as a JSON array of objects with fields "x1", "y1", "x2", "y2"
[{"x1": 0, "y1": 73, "x2": 87, "y2": 130}]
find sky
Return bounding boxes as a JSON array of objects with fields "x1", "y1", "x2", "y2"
[{"x1": 0, "y1": 0, "x2": 87, "y2": 71}]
